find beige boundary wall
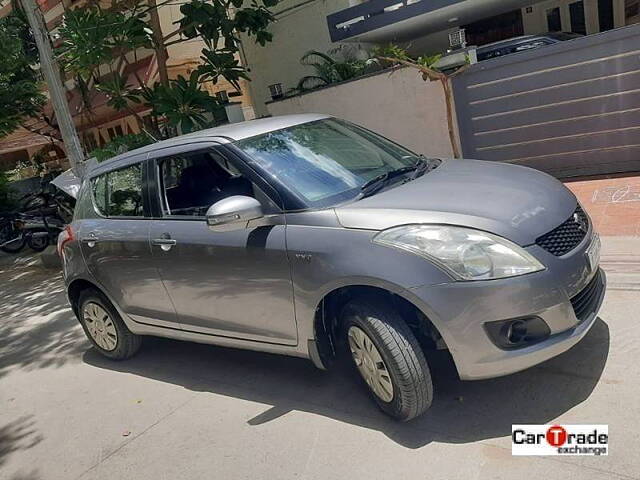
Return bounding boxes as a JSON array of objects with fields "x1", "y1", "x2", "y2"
[{"x1": 266, "y1": 67, "x2": 455, "y2": 158}]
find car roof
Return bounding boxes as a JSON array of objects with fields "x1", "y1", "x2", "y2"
[{"x1": 89, "y1": 113, "x2": 331, "y2": 176}]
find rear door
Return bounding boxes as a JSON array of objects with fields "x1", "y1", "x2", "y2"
[
  {"x1": 146, "y1": 143, "x2": 298, "y2": 345},
  {"x1": 78, "y1": 157, "x2": 178, "y2": 328}
]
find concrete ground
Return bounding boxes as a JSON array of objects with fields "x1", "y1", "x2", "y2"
[
  {"x1": 1, "y1": 237, "x2": 639, "y2": 480},
  {"x1": 565, "y1": 173, "x2": 640, "y2": 236}
]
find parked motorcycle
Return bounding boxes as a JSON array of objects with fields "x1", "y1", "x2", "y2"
[
  {"x1": 1, "y1": 169, "x2": 79, "y2": 255},
  {"x1": 21, "y1": 212, "x2": 65, "y2": 252},
  {"x1": 1, "y1": 188, "x2": 73, "y2": 254},
  {"x1": 20, "y1": 185, "x2": 74, "y2": 223},
  {"x1": 0, "y1": 213, "x2": 28, "y2": 253},
  {"x1": 0, "y1": 209, "x2": 67, "y2": 254}
]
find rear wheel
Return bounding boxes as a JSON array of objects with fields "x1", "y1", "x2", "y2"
[
  {"x1": 341, "y1": 297, "x2": 433, "y2": 421},
  {"x1": 27, "y1": 233, "x2": 49, "y2": 252},
  {"x1": 0, "y1": 223, "x2": 26, "y2": 253},
  {"x1": 78, "y1": 289, "x2": 142, "y2": 360}
]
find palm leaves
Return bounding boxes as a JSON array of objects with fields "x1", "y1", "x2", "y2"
[
  {"x1": 296, "y1": 49, "x2": 375, "y2": 92},
  {"x1": 96, "y1": 73, "x2": 142, "y2": 111},
  {"x1": 95, "y1": 71, "x2": 221, "y2": 135},
  {"x1": 197, "y1": 48, "x2": 250, "y2": 91},
  {"x1": 150, "y1": 72, "x2": 220, "y2": 134}
]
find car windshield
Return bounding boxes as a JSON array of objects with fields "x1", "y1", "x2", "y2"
[{"x1": 236, "y1": 119, "x2": 425, "y2": 208}]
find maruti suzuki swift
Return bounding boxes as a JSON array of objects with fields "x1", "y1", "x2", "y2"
[{"x1": 59, "y1": 114, "x2": 605, "y2": 421}]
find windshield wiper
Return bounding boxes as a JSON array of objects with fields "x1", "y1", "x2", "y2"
[
  {"x1": 357, "y1": 157, "x2": 439, "y2": 199},
  {"x1": 358, "y1": 165, "x2": 417, "y2": 199},
  {"x1": 409, "y1": 156, "x2": 429, "y2": 180}
]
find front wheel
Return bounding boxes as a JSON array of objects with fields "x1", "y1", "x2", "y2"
[{"x1": 341, "y1": 297, "x2": 433, "y2": 421}]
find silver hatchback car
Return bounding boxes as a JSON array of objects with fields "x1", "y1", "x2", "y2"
[{"x1": 59, "y1": 114, "x2": 605, "y2": 421}]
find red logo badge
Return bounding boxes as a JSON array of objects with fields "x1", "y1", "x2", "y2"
[{"x1": 546, "y1": 425, "x2": 568, "y2": 447}]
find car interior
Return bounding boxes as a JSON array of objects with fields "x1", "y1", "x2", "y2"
[{"x1": 161, "y1": 151, "x2": 255, "y2": 216}]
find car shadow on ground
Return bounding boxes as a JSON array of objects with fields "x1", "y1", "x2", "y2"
[{"x1": 83, "y1": 318, "x2": 609, "y2": 449}]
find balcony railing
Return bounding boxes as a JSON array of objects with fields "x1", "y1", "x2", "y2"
[{"x1": 327, "y1": 0, "x2": 461, "y2": 42}]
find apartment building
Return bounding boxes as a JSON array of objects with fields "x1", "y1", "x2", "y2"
[{"x1": 0, "y1": 0, "x2": 256, "y2": 174}]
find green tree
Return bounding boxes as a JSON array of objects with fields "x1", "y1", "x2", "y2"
[
  {"x1": 0, "y1": 10, "x2": 46, "y2": 138},
  {"x1": 57, "y1": 0, "x2": 278, "y2": 139},
  {"x1": 296, "y1": 48, "x2": 376, "y2": 92},
  {"x1": 90, "y1": 133, "x2": 153, "y2": 162},
  {"x1": 0, "y1": 170, "x2": 18, "y2": 212},
  {"x1": 150, "y1": 72, "x2": 220, "y2": 134}
]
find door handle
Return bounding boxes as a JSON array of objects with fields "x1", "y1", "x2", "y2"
[
  {"x1": 152, "y1": 237, "x2": 177, "y2": 251},
  {"x1": 81, "y1": 233, "x2": 99, "y2": 248}
]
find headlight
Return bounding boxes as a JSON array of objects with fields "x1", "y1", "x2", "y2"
[{"x1": 373, "y1": 225, "x2": 544, "y2": 281}]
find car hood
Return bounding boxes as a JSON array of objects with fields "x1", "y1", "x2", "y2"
[{"x1": 334, "y1": 159, "x2": 577, "y2": 246}]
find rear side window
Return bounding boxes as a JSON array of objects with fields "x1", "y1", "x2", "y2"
[{"x1": 92, "y1": 163, "x2": 144, "y2": 217}]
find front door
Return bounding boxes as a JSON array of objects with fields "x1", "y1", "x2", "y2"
[{"x1": 147, "y1": 146, "x2": 297, "y2": 345}]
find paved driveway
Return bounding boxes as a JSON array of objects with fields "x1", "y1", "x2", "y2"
[
  {"x1": 1, "y1": 238, "x2": 639, "y2": 480},
  {"x1": 565, "y1": 174, "x2": 640, "y2": 236}
]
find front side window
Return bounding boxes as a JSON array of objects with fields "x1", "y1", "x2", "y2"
[
  {"x1": 158, "y1": 150, "x2": 276, "y2": 217},
  {"x1": 236, "y1": 119, "x2": 423, "y2": 208},
  {"x1": 91, "y1": 163, "x2": 144, "y2": 217}
]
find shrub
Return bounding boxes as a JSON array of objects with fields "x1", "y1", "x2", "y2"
[
  {"x1": 0, "y1": 170, "x2": 17, "y2": 212},
  {"x1": 90, "y1": 133, "x2": 154, "y2": 162}
]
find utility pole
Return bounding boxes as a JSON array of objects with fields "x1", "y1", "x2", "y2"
[
  {"x1": 19, "y1": 0, "x2": 85, "y2": 175},
  {"x1": 147, "y1": 0, "x2": 170, "y2": 87}
]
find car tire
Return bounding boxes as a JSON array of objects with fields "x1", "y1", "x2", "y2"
[
  {"x1": 27, "y1": 233, "x2": 49, "y2": 252},
  {"x1": 78, "y1": 289, "x2": 142, "y2": 360},
  {"x1": 341, "y1": 296, "x2": 433, "y2": 421},
  {"x1": 0, "y1": 228, "x2": 26, "y2": 253}
]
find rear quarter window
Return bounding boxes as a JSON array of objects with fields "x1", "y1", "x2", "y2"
[{"x1": 91, "y1": 163, "x2": 144, "y2": 217}]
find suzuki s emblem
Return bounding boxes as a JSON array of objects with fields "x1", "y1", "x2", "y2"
[{"x1": 573, "y1": 213, "x2": 588, "y2": 233}]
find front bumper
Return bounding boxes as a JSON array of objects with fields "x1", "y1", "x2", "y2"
[{"x1": 408, "y1": 233, "x2": 606, "y2": 380}]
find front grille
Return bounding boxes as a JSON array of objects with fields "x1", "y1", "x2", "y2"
[
  {"x1": 570, "y1": 270, "x2": 604, "y2": 323},
  {"x1": 536, "y1": 206, "x2": 589, "y2": 256}
]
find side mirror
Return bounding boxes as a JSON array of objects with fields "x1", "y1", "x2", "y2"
[{"x1": 206, "y1": 195, "x2": 264, "y2": 232}]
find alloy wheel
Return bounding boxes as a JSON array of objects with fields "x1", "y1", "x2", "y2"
[
  {"x1": 83, "y1": 302, "x2": 118, "y2": 351},
  {"x1": 348, "y1": 325, "x2": 394, "y2": 402}
]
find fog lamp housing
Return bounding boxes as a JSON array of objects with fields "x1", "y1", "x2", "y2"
[{"x1": 484, "y1": 316, "x2": 551, "y2": 350}]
